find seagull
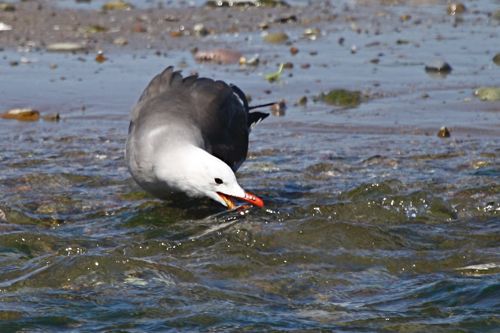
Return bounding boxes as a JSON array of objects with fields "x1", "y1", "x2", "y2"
[{"x1": 126, "y1": 66, "x2": 273, "y2": 209}]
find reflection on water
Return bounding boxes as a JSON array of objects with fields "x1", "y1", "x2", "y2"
[{"x1": 1, "y1": 0, "x2": 499, "y2": 331}]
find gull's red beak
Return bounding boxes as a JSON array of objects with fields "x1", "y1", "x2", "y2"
[{"x1": 217, "y1": 191, "x2": 264, "y2": 209}]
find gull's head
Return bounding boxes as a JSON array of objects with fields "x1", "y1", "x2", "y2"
[{"x1": 155, "y1": 145, "x2": 264, "y2": 209}]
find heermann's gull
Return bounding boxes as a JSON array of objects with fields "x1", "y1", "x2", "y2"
[{"x1": 126, "y1": 66, "x2": 272, "y2": 209}]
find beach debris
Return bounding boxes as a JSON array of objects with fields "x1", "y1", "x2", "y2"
[
  {"x1": 474, "y1": 87, "x2": 500, "y2": 101},
  {"x1": 425, "y1": 60, "x2": 452, "y2": 74},
  {"x1": 265, "y1": 63, "x2": 284, "y2": 82},
  {"x1": 263, "y1": 31, "x2": 289, "y2": 44},
  {"x1": 437, "y1": 126, "x2": 451, "y2": 138},
  {"x1": 195, "y1": 48, "x2": 242, "y2": 64},
  {"x1": 102, "y1": 0, "x2": 133, "y2": 11},
  {"x1": 447, "y1": 3, "x2": 466, "y2": 15},
  {"x1": 1, "y1": 108, "x2": 40, "y2": 121},
  {"x1": 270, "y1": 100, "x2": 287, "y2": 116},
  {"x1": 46, "y1": 42, "x2": 86, "y2": 52},
  {"x1": 319, "y1": 89, "x2": 362, "y2": 108},
  {"x1": 0, "y1": 22, "x2": 12, "y2": 31}
]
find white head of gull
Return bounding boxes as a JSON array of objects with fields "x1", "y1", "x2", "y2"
[{"x1": 126, "y1": 66, "x2": 271, "y2": 209}]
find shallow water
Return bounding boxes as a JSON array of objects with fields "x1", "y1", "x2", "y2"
[{"x1": 1, "y1": 0, "x2": 499, "y2": 331}]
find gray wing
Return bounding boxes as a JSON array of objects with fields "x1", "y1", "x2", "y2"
[{"x1": 129, "y1": 66, "x2": 250, "y2": 171}]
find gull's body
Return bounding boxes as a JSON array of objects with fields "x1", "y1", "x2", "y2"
[{"x1": 125, "y1": 66, "x2": 268, "y2": 208}]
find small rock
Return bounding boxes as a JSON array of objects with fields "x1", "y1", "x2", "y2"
[
  {"x1": 42, "y1": 113, "x2": 60, "y2": 122},
  {"x1": 1, "y1": 108, "x2": 40, "y2": 121},
  {"x1": 0, "y1": 208, "x2": 6, "y2": 222},
  {"x1": 290, "y1": 46, "x2": 299, "y2": 55},
  {"x1": 113, "y1": 37, "x2": 128, "y2": 46},
  {"x1": 474, "y1": 87, "x2": 500, "y2": 101},
  {"x1": 492, "y1": 53, "x2": 500, "y2": 66},
  {"x1": 447, "y1": 3, "x2": 466, "y2": 15},
  {"x1": 195, "y1": 48, "x2": 243, "y2": 64},
  {"x1": 437, "y1": 126, "x2": 451, "y2": 138},
  {"x1": 263, "y1": 32, "x2": 288, "y2": 44},
  {"x1": 46, "y1": 42, "x2": 86, "y2": 52},
  {"x1": 102, "y1": 0, "x2": 133, "y2": 10},
  {"x1": 271, "y1": 100, "x2": 287, "y2": 116},
  {"x1": 425, "y1": 60, "x2": 452, "y2": 74}
]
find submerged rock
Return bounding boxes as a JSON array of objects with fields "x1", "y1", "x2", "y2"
[
  {"x1": 319, "y1": 89, "x2": 362, "y2": 108},
  {"x1": 1, "y1": 108, "x2": 40, "y2": 121},
  {"x1": 474, "y1": 87, "x2": 500, "y2": 101}
]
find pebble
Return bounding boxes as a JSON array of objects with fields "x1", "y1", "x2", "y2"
[
  {"x1": 447, "y1": 3, "x2": 466, "y2": 15},
  {"x1": 290, "y1": 46, "x2": 299, "y2": 55},
  {"x1": 263, "y1": 32, "x2": 288, "y2": 44},
  {"x1": 1, "y1": 108, "x2": 40, "y2": 121},
  {"x1": 42, "y1": 113, "x2": 60, "y2": 122},
  {"x1": 425, "y1": 60, "x2": 452, "y2": 73},
  {"x1": 493, "y1": 53, "x2": 500, "y2": 66},
  {"x1": 95, "y1": 50, "x2": 107, "y2": 63},
  {"x1": 437, "y1": 126, "x2": 451, "y2": 138},
  {"x1": 193, "y1": 23, "x2": 209, "y2": 37},
  {"x1": 271, "y1": 100, "x2": 287, "y2": 117},
  {"x1": 46, "y1": 42, "x2": 86, "y2": 52},
  {"x1": 113, "y1": 37, "x2": 128, "y2": 46}
]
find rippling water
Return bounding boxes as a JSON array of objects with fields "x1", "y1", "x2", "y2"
[{"x1": 1, "y1": 0, "x2": 499, "y2": 331}]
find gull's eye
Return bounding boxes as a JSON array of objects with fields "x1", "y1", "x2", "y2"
[{"x1": 214, "y1": 178, "x2": 223, "y2": 185}]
